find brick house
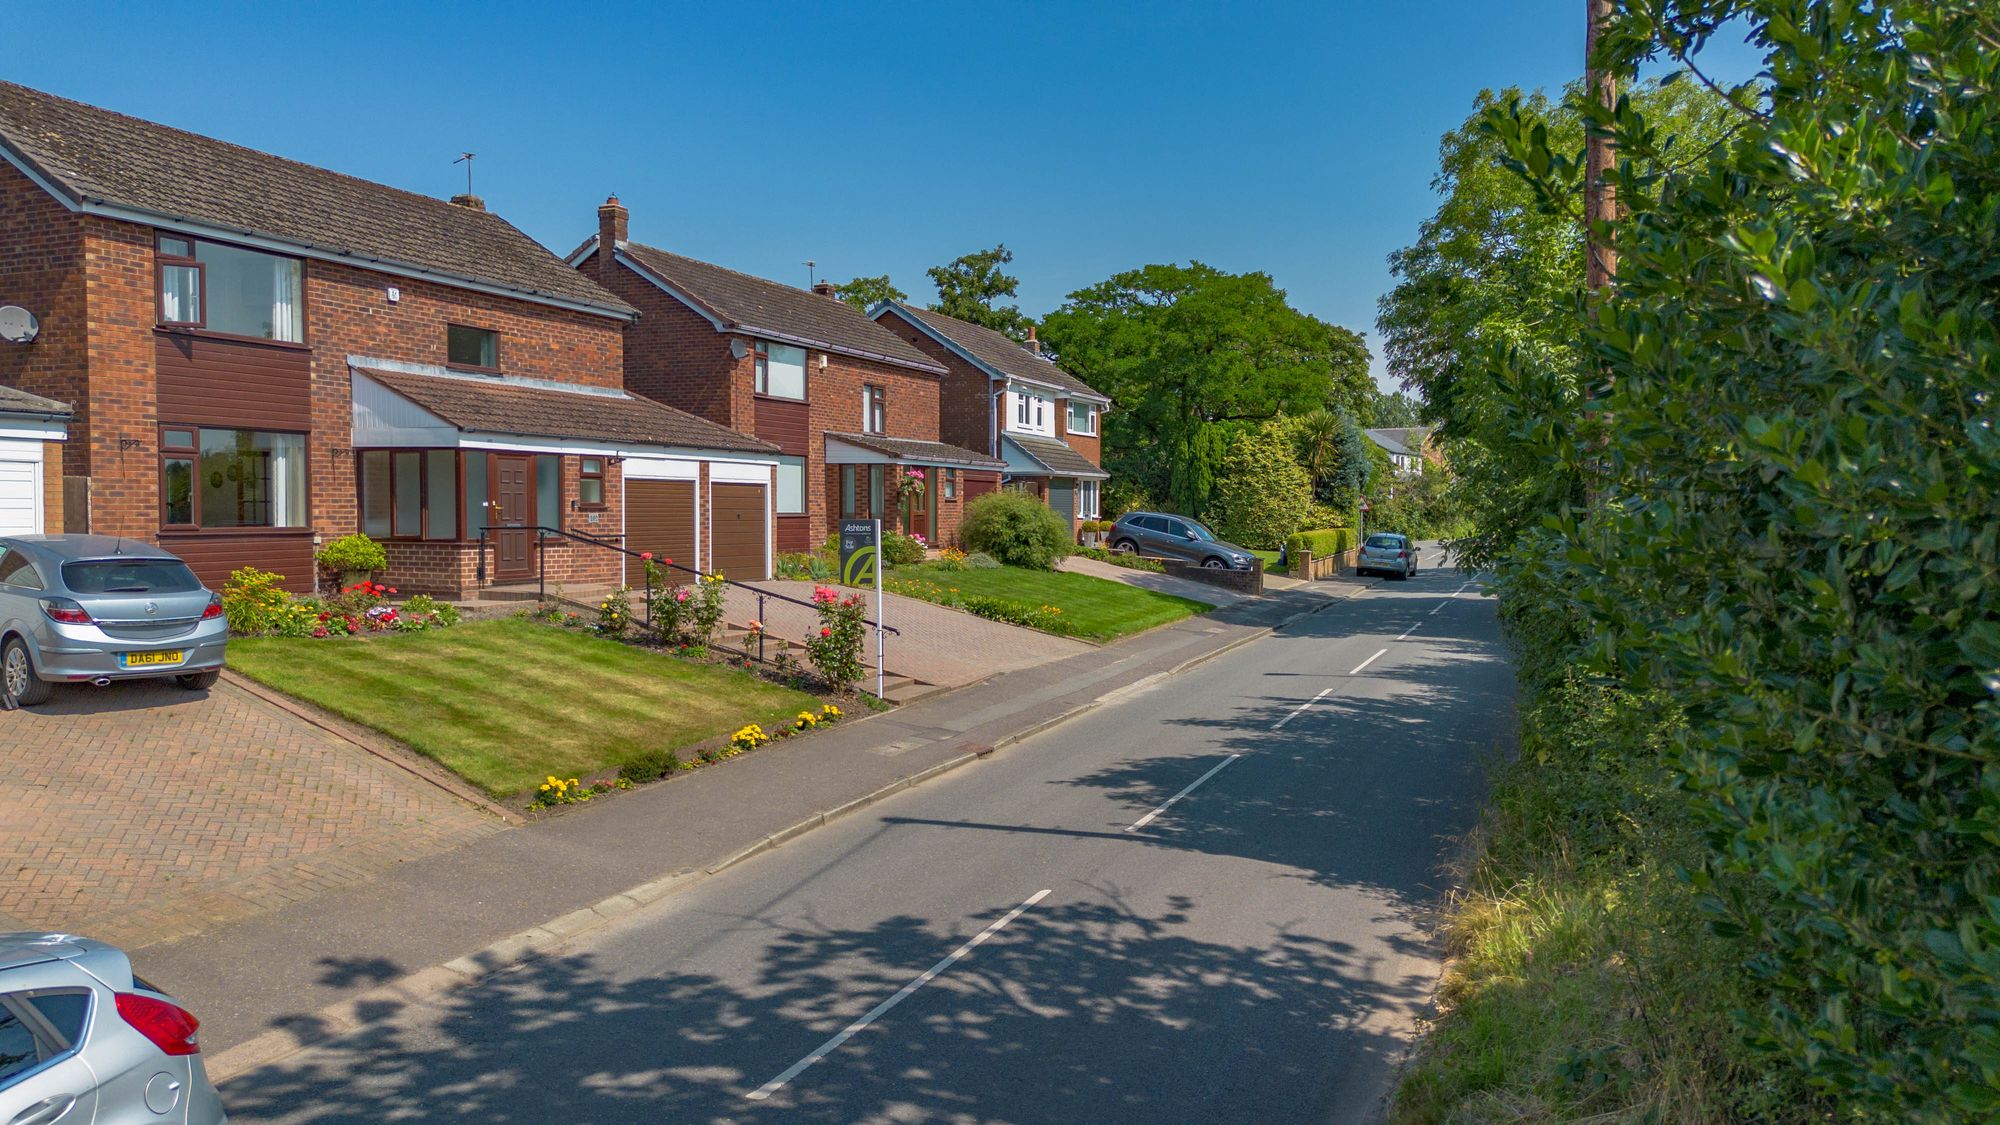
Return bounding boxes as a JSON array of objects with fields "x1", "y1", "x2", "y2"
[
  {"x1": 570, "y1": 201, "x2": 1005, "y2": 551},
  {"x1": 0, "y1": 385, "x2": 69, "y2": 535},
  {"x1": 871, "y1": 302, "x2": 1111, "y2": 533},
  {"x1": 0, "y1": 81, "x2": 776, "y2": 596}
]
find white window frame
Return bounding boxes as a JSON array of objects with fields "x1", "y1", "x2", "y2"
[
  {"x1": 1080, "y1": 479, "x2": 1100, "y2": 518},
  {"x1": 863, "y1": 384, "x2": 887, "y2": 435},
  {"x1": 1067, "y1": 401, "x2": 1096, "y2": 436},
  {"x1": 1005, "y1": 387, "x2": 1055, "y2": 437}
]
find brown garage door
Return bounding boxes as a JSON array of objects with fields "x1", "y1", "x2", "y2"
[
  {"x1": 710, "y1": 482, "x2": 769, "y2": 581},
  {"x1": 626, "y1": 479, "x2": 696, "y2": 585}
]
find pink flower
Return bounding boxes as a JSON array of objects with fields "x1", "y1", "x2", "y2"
[
  {"x1": 674, "y1": 587, "x2": 691, "y2": 603},
  {"x1": 820, "y1": 627, "x2": 832, "y2": 638},
  {"x1": 640, "y1": 551, "x2": 653, "y2": 561}
]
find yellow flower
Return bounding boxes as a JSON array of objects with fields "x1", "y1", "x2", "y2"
[{"x1": 539, "y1": 783, "x2": 550, "y2": 791}]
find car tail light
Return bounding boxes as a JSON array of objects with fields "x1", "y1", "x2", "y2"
[
  {"x1": 39, "y1": 597, "x2": 93, "y2": 625},
  {"x1": 115, "y1": 991, "x2": 201, "y2": 1056},
  {"x1": 1398, "y1": 551, "x2": 1409, "y2": 558},
  {"x1": 201, "y1": 595, "x2": 224, "y2": 620}
]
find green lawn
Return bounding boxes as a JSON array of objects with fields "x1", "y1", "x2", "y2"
[
  {"x1": 889, "y1": 563, "x2": 1209, "y2": 642},
  {"x1": 1250, "y1": 549, "x2": 1288, "y2": 575},
  {"x1": 229, "y1": 619, "x2": 818, "y2": 797}
]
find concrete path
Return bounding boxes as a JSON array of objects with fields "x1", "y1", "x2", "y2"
[
  {"x1": 1058, "y1": 553, "x2": 1252, "y2": 606},
  {"x1": 216, "y1": 561, "x2": 1508, "y2": 1122},
  {"x1": 723, "y1": 579, "x2": 1094, "y2": 687},
  {"x1": 0, "y1": 678, "x2": 503, "y2": 948}
]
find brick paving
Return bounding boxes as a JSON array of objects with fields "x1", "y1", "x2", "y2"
[
  {"x1": 1, "y1": 678, "x2": 501, "y2": 949},
  {"x1": 723, "y1": 580, "x2": 1093, "y2": 687}
]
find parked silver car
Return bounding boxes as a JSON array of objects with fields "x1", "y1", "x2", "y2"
[
  {"x1": 0, "y1": 932, "x2": 226, "y2": 1124},
  {"x1": 1357, "y1": 533, "x2": 1419, "y2": 579},
  {"x1": 0, "y1": 536, "x2": 227, "y2": 707}
]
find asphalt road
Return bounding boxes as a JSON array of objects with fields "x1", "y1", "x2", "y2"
[{"x1": 222, "y1": 557, "x2": 1513, "y2": 1123}]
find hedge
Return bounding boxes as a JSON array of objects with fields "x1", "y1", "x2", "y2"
[{"x1": 1284, "y1": 527, "x2": 1357, "y2": 558}]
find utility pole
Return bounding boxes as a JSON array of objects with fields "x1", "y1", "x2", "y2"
[{"x1": 1584, "y1": 0, "x2": 1618, "y2": 298}]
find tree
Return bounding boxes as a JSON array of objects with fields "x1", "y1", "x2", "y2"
[
  {"x1": 835, "y1": 275, "x2": 906, "y2": 313},
  {"x1": 1369, "y1": 389, "x2": 1424, "y2": 428},
  {"x1": 1040, "y1": 263, "x2": 1372, "y2": 519},
  {"x1": 1210, "y1": 420, "x2": 1314, "y2": 550},
  {"x1": 926, "y1": 245, "x2": 1030, "y2": 338},
  {"x1": 1287, "y1": 407, "x2": 1372, "y2": 514}
]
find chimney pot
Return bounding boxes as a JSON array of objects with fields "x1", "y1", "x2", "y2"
[
  {"x1": 811, "y1": 280, "x2": 838, "y2": 298},
  {"x1": 596, "y1": 195, "x2": 629, "y2": 281},
  {"x1": 448, "y1": 193, "x2": 486, "y2": 211}
]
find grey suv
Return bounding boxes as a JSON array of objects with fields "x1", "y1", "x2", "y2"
[
  {"x1": 1108, "y1": 512, "x2": 1257, "y2": 569},
  {"x1": 0, "y1": 932, "x2": 227, "y2": 1124},
  {"x1": 0, "y1": 536, "x2": 228, "y2": 707}
]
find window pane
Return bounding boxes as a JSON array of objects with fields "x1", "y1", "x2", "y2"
[
  {"x1": 198, "y1": 429, "x2": 305, "y2": 528},
  {"x1": 163, "y1": 429, "x2": 195, "y2": 449},
  {"x1": 537, "y1": 456, "x2": 559, "y2": 529},
  {"x1": 158, "y1": 236, "x2": 194, "y2": 258},
  {"x1": 425, "y1": 451, "x2": 458, "y2": 540},
  {"x1": 393, "y1": 451, "x2": 422, "y2": 537},
  {"x1": 869, "y1": 465, "x2": 884, "y2": 515},
  {"x1": 581, "y1": 458, "x2": 602, "y2": 475},
  {"x1": 164, "y1": 457, "x2": 194, "y2": 524},
  {"x1": 448, "y1": 325, "x2": 497, "y2": 368},
  {"x1": 840, "y1": 466, "x2": 856, "y2": 518},
  {"x1": 0, "y1": 1000, "x2": 42, "y2": 1083},
  {"x1": 360, "y1": 451, "x2": 391, "y2": 537},
  {"x1": 196, "y1": 241, "x2": 302, "y2": 341},
  {"x1": 775, "y1": 456, "x2": 805, "y2": 514},
  {"x1": 764, "y1": 343, "x2": 806, "y2": 399},
  {"x1": 62, "y1": 560, "x2": 201, "y2": 594},
  {"x1": 25, "y1": 991, "x2": 90, "y2": 1047},
  {"x1": 161, "y1": 264, "x2": 201, "y2": 323},
  {"x1": 464, "y1": 452, "x2": 488, "y2": 535},
  {"x1": 1069, "y1": 403, "x2": 1092, "y2": 432},
  {"x1": 579, "y1": 478, "x2": 603, "y2": 506}
]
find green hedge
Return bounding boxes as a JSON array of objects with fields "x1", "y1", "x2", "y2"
[{"x1": 1284, "y1": 527, "x2": 1357, "y2": 558}]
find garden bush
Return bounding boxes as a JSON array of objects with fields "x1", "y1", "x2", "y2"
[
  {"x1": 958, "y1": 491, "x2": 1072, "y2": 570},
  {"x1": 617, "y1": 748, "x2": 683, "y2": 785},
  {"x1": 314, "y1": 533, "x2": 387, "y2": 576},
  {"x1": 882, "y1": 529, "x2": 927, "y2": 566},
  {"x1": 221, "y1": 568, "x2": 319, "y2": 636},
  {"x1": 805, "y1": 584, "x2": 867, "y2": 691},
  {"x1": 1283, "y1": 527, "x2": 1357, "y2": 560},
  {"x1": 964, "y1": 551, "x2": 1000, "y2": 569},
  {"x1": 1211, "y1": 420, "x2": 1314, "y2": 549}
]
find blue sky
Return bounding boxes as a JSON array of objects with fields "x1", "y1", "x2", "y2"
[{"x1": 8, "y1": 2, "x2": 1763, "y2": 390}]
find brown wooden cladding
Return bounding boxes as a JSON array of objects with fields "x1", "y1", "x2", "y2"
[
  {"x1": 155, "y1": 331, "x2": 312, "y2": 431},
  {"x1": 753, "y1": 396, "x2": 811, "y2": 455},
  {"x1": 775, "y1": 513, "x2": 811, "y2": 553},
  {"x1": 158, "y1": 531, "x2": 315, "y2": 593},
  {"x1": 710, "y1": 482, "x2": 769, "y2": 581},
  {"x1": 625, "y1": 480, "x2": 697, "y2": 585}
]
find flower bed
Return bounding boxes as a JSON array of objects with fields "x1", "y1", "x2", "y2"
[{"x1": 221, "y1": 568, "x2": 461, "y2": 639}]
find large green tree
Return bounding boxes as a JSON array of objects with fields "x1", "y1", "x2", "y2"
[
  {"x1": 926, "y1": 245, "x2": 1031, "y2": 338},
  {"x1": 834, "y1": 274, "x2": 906, "y2": 313},
  {"x1": 1041, "y1": 263, "x2": 1372, "y2": 519}
]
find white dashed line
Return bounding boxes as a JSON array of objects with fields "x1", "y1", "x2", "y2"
[
  {"x1": 1124, "y1": 755, "x2": 1241, "y2": 833},
  {"x1": 1349, "y1": 648, "x2": 1389, "y2": 676},
  {"x1": 1271, "y1": 686, "x2": 1335, "y2": 730}
]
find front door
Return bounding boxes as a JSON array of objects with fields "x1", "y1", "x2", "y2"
[
  {"x1": 494, "y1": 455, "x2": 534, "y2": 580},
  {"x1": 900, "y1": 467, "x2": 932, "y2": 541}
]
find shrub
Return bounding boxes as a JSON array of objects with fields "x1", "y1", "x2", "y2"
[
  {"x1": 1211, "y1": 421, "x2": 1314, "y2": 549},
  {"x1": 929, "y1": 546, "x2": 969, "y2": 572},
  {"x1": 594, "y1": 587, "x2": 632, "y2": 635},
  {"x1": 882, "y1": 530, "x2": 927, "y2": 567},
  {"x1": 315, "y1": 533, "x2": 387, "y2": 575},
  {"x1": 805, "y1": 584, "x2": 867, "y2": 691},
  {"x1": 1284, "y1": 527, "x2": 1358, "y2": 560},
  {"x1": 964, "y1": 551, "x2": 1001, "y2": 569},
  {"x1": 618, "y1": 748, "x2": 682, "y2": 785},
  {"x1": 221, "y1": 568, "x2": 318, "y2": 636},
  {"x1": 689, "y1": 573, "x2": 728, "y2": 646},
  {"x1": 959, "y1": 491, "x2": 1072, "y2": 570},
  {"x1": 776, "y1": 551, "x2": 832, "y2": 581}
]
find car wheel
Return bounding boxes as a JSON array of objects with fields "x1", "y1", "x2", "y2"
[
  {"x1": 3, "y1": 636, "x2": 51, "y2": 707},
  {"x1": 1112, "y1": 539, "x2": 1139, "y2": 555},
  {"x1": 1202, "y1": 557, "x2": 1227, "y2": 569},
  {"x1": 177, "y1": 669, "x2": 222, "y2": 692}
]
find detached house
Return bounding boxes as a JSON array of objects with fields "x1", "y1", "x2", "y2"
[
  {"x1": 0, "y1": 81, "x2": 774, "y2": 595},
  {"x1": 571, "y1": 200, "x2": 1005, "y2": 551},
  {"x1": 871, "y1": 303, "x2": 1110, "y2": 532}
]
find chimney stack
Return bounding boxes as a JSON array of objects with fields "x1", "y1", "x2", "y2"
[
  {"x1": 811, "y1": 280, "x2": 838, "y2": 298},
  {"x1": 596, "y1": 195, "x2": 629, "y2": 282},
  {"x1": 448, "y1": 193, "x2": 486, "y2": 211},
  {"x1": 1025, "y1": 324, "x2": 1041, "y2": 356}
]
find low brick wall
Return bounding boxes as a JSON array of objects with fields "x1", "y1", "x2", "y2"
[
  {"x1": 1163, "y1": 557, "x2": 1265, "y2": 596},
  {"x1": 1290, "y1": 546, "x2": 1361, "y2": 580}
]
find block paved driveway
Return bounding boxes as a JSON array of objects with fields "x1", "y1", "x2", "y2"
[
  {"x1": 723, "y1": 580, "x2": 1092, "y2": 687},
  {"x1": 1, "y1": 678, "x2": 501, "y2": 950}
]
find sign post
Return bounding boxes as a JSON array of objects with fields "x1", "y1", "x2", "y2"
[{"x1": 838, "y1": 518, "x2": 885, "y2": 698}]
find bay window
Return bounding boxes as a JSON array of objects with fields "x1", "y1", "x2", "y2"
[
  {"x1": 156, "y1": 234, "x2": 303, "y2": 342},
  {"x1": 755, "y1": 341, "x2": 807, "y2": 400},
  {"x1": 160, "y1": 427, "x2": 307, "y2": 528}
]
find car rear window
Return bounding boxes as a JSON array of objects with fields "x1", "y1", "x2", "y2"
[
  {"x1": 1366, "y1": 535, "x2": 1405, "y2": 549},
  {"x1": 61, "y1": 560, "x2": 202, "y2": 595}
]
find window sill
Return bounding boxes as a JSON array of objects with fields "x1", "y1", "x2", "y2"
[
  {"x1": 155, "y1": 325, "x2": 311, "y2": 352},
  {"x1": 446, "y1": 363, "x2": 503, "y2": 376},
  {"x1": 754, "y1": 393, "x2": 809, "y2": 404}
]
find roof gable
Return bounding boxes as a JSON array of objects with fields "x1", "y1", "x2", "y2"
[
  {"x1": 0, "y1": 81, "x2": 634, "y2": 318},
  {"x1": 875, "y1": 302, "x2": 1109, "y2": 404}
]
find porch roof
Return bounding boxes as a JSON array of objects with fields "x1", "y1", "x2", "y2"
[
  {"x1": 1001, "y1": 434, "x2": 1108, "y2": 480},
  {"x1": 824, "y1": 432, "x2": 1006, "y2": 471}
]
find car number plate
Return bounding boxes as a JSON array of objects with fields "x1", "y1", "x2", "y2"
[{"x1": 120, "y1": 650, "x2": 186, "y2": 669}]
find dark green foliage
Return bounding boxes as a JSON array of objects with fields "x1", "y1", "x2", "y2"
[
  {"x1": 1365, "y1": 466, "x2": 1468, "y2": 541},
  {"x1": 1284, "y1": 527, "x2": 1358, "y2": 559},
  {"x1": 835, "y1": 274, "x2": 906, "y2": 313},
  {"x1": 927, "y1": 245, "x2": 1031, "y2": 338},
  {"x1": 1211, "y1": 420, "x2": 1314, "y2": 549},
  {"x1": 617, "y1": 747, "x2": 683, "y2": 785},
  {"x1": 881, "y1": 530, "x2": 926, "y2": 566},
  {"x1": 957, "y1": 492, "x2": 1073, "y2": 570},
  {"x1": 1286, "y1": 408, "x2": 1374, "y2": 511}
]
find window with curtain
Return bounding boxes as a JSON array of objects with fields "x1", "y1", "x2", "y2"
[
  {"x1": 863, "y1": 385, "x2": 887, "y2": 434},
  {"x1": 163, "y1": 427, "x2": 306, "y2": 528},
  {"x1": 358, "y1": 449, "x2": 467, "y2": 539},
  {"x1": 755, "y1": 341, "x2": 807, "y2": 399},
  {"x1": 156, "y1": 234, "x2": 302, "y2": 342}
]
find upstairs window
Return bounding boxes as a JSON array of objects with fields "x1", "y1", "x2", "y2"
[
  {"x1": 754, "y1": 341, "x2": 807, "y2": 400},
  {"x1": 156, "y1": 234, "x2": 303, "y2": 342},
  {"x1": 863, "y1": 384, "x2": 887, "y2": 434},
  {"x1": 1067, "y1": 401, "x2": 1097, "y2": 436},
  {"x1": 448, "y1": 324, "x2": 498, "y2": 369},
  {"x1": 1007, "y1": 388, "x2": 1053, "y2": 436}
]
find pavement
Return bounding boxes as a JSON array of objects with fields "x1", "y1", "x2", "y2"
[
  {"x1": 0, "y1": 677, "x2": 502, "y2": 948},
  {"x1": 1057, "y1": 553, "x2": 1253, "y2": 606},
  {"x1": 212, "y1": 555, "x2": 1509, "y2": 1122}
]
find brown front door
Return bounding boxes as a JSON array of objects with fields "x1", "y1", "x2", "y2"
[
  {"x1": 494, "y1": 455, "x2": 534, "y2": 580},
  {"x1": 900, "y1": 467, "x2": 933, "y2": 540}
]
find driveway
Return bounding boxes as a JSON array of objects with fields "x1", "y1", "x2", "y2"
[
  {"x1": 1059, "y1": 553, "x2": 1253, "y2": 606},
  {"x1": 1, "y1": 678, "x2": 502, "y2": 949}
]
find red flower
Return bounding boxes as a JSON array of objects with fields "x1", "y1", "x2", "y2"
[
  {"x1": 820, "y1": 627, "x2": 832, "y2": 638},
  {"x1": 640, "y1": 551, "x2": 653, "y2": 561},
  {"x1": 386, "y1": 587, "x2": 398, "y2": 595}
]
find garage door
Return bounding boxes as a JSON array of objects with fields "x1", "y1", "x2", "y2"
[
  {"x1": 625, "y1": 479, "x2": 696, "y2": 585},
  {"x1": 710, "y1": 482, "x2": 769, "y2": 581},
  {"x1": 0, "y1": 457, "x2": 39, "y2": 536}
]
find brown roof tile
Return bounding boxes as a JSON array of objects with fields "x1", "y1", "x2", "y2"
[
  {"x1": 354, "y1": 368, "x2": 775, "y2": 455},
  {"x1": 883, "y1": 304, "x2": 1109, "y2": 403},
  {"x1": 0, "y1": 82, "x2": 634, "y2": 317},
  {"x1": 616, "y1": 242, "x2": 945, "y2": 374}
]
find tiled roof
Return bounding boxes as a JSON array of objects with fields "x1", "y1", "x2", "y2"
[
  {"x1": 0, "y1": 82, "x2": 634, "y2": 316},
  {"x1": 1365, "y1": 427, "x2": 1429, "y2": 457},
  {"x1": 1003, "y1": 434, "x2": 1108, "y2": 479},
  {"x1": 824, "y1": 432, "x2": 1006, "y2": 470},
  {"x1": 881, "y1": 303, "x2": 1109, "y2": 404},
  {"x1": 0, "y1": 385, "x2": 71, "y2": 417},
  {"x1": 354, "y1": 368, "x2": 777, "y2": 455},
  {"x1": 614, "y1": 242, "x2": 945, "y2": 374}
]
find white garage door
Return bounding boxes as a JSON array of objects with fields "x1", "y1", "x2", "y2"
[{"x1": 0, "y1": 453, "x2": 39, "y2": 537}]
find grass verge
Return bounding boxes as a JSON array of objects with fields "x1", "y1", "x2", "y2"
[
  {"x1": 1250, "y1": 548, "x2": 1288, "y2": 575},
  {"x1": 228, "y1": 618, "x2": 818, "y2": 797},
  {"x1": 888, "y1": 562, "x2": 1208, "y2": 642}
]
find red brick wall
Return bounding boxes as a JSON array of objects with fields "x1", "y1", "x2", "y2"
[
  {"x1": 872, "y1": 308, "x2": 996, "y2": 456},
  {"x1": 1055, "y1": 398, "x2": 1103, "y2": 467},
  {"x1": 579, "y1": 248, "x2": 751, "y2": 429},
  {"x1": 801, "y1": 351, "x2": 939, "y2": 546},
  {"x1": 79, "y1": 216, "x2": 160, "y2": 539},
  {"x1": 41, "y1": 441, "x2": 64, "y2": 533},
  {"x1": 0, "y1": 165, "x2": 88, "y2": 477}
]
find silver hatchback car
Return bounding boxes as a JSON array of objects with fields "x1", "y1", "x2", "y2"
[
  {"x1": 0, "y1": 933, "x2": 226, "y2": 1124},
  {"x1": 0, "y1": 536, "x2": 227, "y2": 707},
  {"x1": 1357, "y1": 533, "x2": 1420, "y2": 580}
]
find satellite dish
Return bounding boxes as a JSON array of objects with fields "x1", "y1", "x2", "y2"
[{"x1": 0, "y1": 306, "x2": 38, "y2": 345}]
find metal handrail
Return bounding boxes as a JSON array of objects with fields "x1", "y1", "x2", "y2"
[{"x1": 475, "y1": 524, "x2": 900, "y2": 639}]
